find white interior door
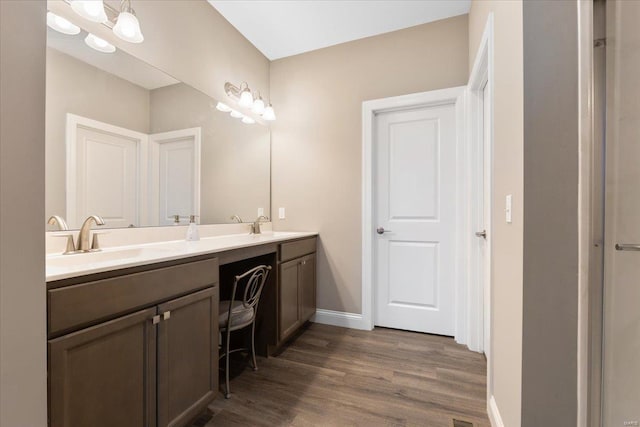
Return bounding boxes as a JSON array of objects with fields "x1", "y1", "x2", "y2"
[
  {"x1": 602, "y1": 1, "x2": 640, "y2": 424},
  {"x1": 481, "y1": 81, "x2": 492, "y2": 357},
  {"x1": 149, "y1": 128, "x2": 201, "y2": 226},
  {"x1": 374, "y1": 103, "x2": 457, "y2": 335},
  {"x1": 66, "y1": 114, "x2": 145, "y2": 229}
]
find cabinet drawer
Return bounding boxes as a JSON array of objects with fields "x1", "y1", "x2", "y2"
[
  {"x1": 48, "y1": 258, "x2": 219, "y2": 337},
  {"x1": 280, "y1": 237, "x2": 317, "y2": 262}
]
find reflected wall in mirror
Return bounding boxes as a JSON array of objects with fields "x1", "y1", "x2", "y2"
[{"x1": 45, "y1": 26, "x2": 270, "y2": 229}]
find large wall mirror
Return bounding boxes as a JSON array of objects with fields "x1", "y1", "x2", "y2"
[{"x1": 45, "y1": 25, "x2": 270, "y2": 230}]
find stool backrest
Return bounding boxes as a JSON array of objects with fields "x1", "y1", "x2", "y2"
[{"x1": 238, "y1": 265, "x2": 271, "y2": 309}]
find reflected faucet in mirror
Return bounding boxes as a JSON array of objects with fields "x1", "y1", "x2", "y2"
[
  {"x1": 48, "y1": 215, "x2": 76, "y2": 254},
  {"x1": 230, "y1": 215, "x2": 243, "y2": 223}
]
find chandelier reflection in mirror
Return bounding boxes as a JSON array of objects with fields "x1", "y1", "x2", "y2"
[{"x1": 47, "y1": 0, "x2": 145, "y2": 54}]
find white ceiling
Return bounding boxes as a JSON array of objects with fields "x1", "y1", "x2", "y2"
[{"x1": 208, "y1": 0, "x2": 470, "y2": 60}]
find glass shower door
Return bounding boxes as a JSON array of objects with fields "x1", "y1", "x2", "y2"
[{"x1": 602, "y1": 0, "x2": 640, "y2": 425}]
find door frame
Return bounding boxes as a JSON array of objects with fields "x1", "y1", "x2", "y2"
[
  {"x1": 467, "y1": 12, "x2": 495, "y2": 414},
  {"x1": 361, "y1": 86, "x2": 467, "y2": 342},
  {"x1": 468, "y1": 12, "x2": 494, "y2": 355},
  {"x1": 66, "y1": 113, "x2": 148, "y2": 228}
]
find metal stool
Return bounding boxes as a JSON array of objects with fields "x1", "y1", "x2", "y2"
[{"x1": 218, "y1": 264, "x2": 271, "y2": 399}]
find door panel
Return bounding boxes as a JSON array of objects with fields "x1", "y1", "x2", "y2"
[
  {"x1": 299, "y1": 254, "x2": 316, "y2": 322},
  {"x1": 48, "y1": 307, "x2": 157, "y2": 427},
  {"x1": 157, "y1": 287, "x2": 218, "y2": 427},
  {"x1": 375, "y1": 104, "x2": 457, "y2": 336},
  {"x1": 72, "y1": 124, "x2": 140, "y2": 228},
  {"x1": 279, "y1": 258, "x2": 300, "y2": 340},
  {"x1": 603, "y1": 1, "x2": 640, "y2": 424}
]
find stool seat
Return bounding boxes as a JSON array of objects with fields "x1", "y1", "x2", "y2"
[{"x1": 219, "y1": 300, "x2": 254, "y2": 330}]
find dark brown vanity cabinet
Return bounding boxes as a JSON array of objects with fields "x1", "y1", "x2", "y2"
[
  {"x1": 47, "y1": 258, "x2": 219, "y2": 427},
  {"x1": 278, "y1": 238, "x2": 317, "y2": 342}
]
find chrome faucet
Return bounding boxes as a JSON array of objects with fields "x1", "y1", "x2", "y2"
[
  {"x1": 252, "y1": 215, "x2": 269, "y2": 234},
  {"x1": 48, "y1": 215, "x2": 77, "y2": 254},
  {"x1": 230, "y1": 215, "x2": 243, "y2": 223},
  {"x1": 77, "y1": 215, "x2": 105, "y2": 252}
]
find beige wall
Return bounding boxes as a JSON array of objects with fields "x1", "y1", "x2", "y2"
[
  {"x1": 46, "y1": 48, "x2": 151, "y2": 221},
  {"x1": 0, "y1": 2, "x2": 47, "y2": 426},
  {"x1": 469, "y1": 2, "x2": 524, "y2": 427},
  {"x1": 149, "y1": 84, "x2": 270, "y2": 224},
  {"x1": 270, "y1": 16, "x2": 469, "y2": 314}
]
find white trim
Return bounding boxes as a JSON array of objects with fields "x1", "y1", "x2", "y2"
[
  {"x1": 362, "y1": 86, "x2": 467, "y2": 338},
  {"x1": 467, "y1": 12, "x2": 495, "y2": 396},
  {"x1": 311, "y1": 309, "x2": 369, "y2": 330},
  {"x1": 66, "y1": 113, "x2": 148, "y2": 228},
  {"x1": 488, "y1": 395, "x2": 505, "y2": 427}
]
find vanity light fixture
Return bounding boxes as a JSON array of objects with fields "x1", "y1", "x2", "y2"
[
  {"x1": 216, "y1": 102, "x2": 232, "y2": 112},
  {"x1": 241, "y1": 116, "x2": 255, "y2": 124},
  {"x1": 252, "y1": 92, "x2": 266, "y2": 115},
  {"x1": 84, "y1": 33, "x2": 116, "y2": 53},
  {"x1": 262, "y1": 103, "x2": 276, "y2": 121},
  {"x1": 224, "y1": 81, "x2": 276, "y2": 122},
  {"x1": 70, "y1": 0, "x2": 108, "y2": 23},
  {"x1": 47, "y1": 12, "x2": 81, "y2": 35},
  {"x1": 112, "y1": 0, "x2": 144, "y2": 43},
  {"x1": 238, "y1": 83, "x2": 254, "y2": 108}
]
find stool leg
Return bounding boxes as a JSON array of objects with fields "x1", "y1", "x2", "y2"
[
  {"x1": 225, "y1": 328, "x2": 231, "y2": 399},
  {"x1": 251, "y1": 321, "x2": 258, "y2": 371}
]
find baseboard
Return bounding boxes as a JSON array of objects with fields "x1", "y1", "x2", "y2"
[
  {"x1": 488, "y1": 395, "x2": 504, "y2": 427},
  {"x1": 311, "y1": 309, "x2": 370, "y2": 330}
]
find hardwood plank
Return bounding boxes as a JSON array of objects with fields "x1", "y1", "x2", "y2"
[{"x1": 204, "y1": 324, "x2": 490, "y2": 426}]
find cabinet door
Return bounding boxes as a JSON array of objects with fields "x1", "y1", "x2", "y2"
[
  {"x1": 157, "y1": 287, "x2": 218, "y2": 427},
  {"x1": 299, "y1": 253, "x2": 317, "y2": 322},
  {"x1": 279, "y1": 258, "x2": 301, "y2": 341},
  {"x1": 48, "y1": 307, "x2": 157, "y2": 427}
]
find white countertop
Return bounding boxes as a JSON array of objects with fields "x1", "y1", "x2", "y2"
[{"x1": 46, "y1": 231, "x2": 317, "y2": 282}]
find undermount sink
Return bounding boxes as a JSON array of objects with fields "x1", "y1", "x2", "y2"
[{"x1": 46, "y1": 247, "x2": 172, "y2": 269}]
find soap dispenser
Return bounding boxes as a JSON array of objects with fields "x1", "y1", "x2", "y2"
[{"x1": 186, "y1": 215, "x2": 200, "y2": 241}]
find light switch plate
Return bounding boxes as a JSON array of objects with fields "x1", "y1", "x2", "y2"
[
  {"x1": 505, "y1": 194, "x2": 512, "y2": 223},
  {"x1": 278, "y1": 207, "x2": 285, "y2": 220},
  {"x1": 257, "y1": 207, "x2": 264, "y2": 217}
]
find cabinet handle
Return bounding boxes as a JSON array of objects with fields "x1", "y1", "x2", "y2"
[
  {"x1": 152, "y1": 315, "x2": 161, "y2": 325},
  {"x1": 163, "y1": 311, "x2": 171, "y2": 320},
  {"x1": 301, "y1": 260, "x2": 306, "y2": 265}
]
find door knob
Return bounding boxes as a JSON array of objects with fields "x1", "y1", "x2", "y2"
[
  {"x1": 475, "y1": 230, "x2": 487, "y2": 239},
  {"x1": 376, "y1": 227, "x2": 391, "y2": 235}
]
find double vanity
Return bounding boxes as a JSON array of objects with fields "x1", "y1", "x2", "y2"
[
  {"x1": 43, "y1": 1, "x2": 302, "y2": 424},
  {"x1": 46, "y1": 230, "x2": 317, "y2": 427}
]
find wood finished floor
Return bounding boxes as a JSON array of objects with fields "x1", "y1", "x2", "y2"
[{"x1": 206, "y1": 323, "x2": 490, "y2": 427}]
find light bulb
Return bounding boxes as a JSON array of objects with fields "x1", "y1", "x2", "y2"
[
  {"x1": 252, "y1": 97, "x2": 265, "y2": 115},
  {"x1": 262, "y1": 104, "x2": 276, "y2": 121},
  {"x1": 216, "y1": 102, "x2": 232, "y2": 112},
  {"x1": 239, "y1": 88, "x2": 254, "y2": 108},
  {"x1": 230, "y1": 110, "x2": 243, "y2": 118},
  {"x1": 84, "y1": 33, "x2": 116, "y2": 53},
  {"x1": 47, "y1": 12, "x2": 81, "y2": 35},
  {"x1": 113, "y1": 11, "x2": 144, "y2": 43},
  {"x1": 242, "y1": 116, "x2": 255, "y2": 124},
  {"x1": 70, "y1": 0, "x2": 108, "y2": 23}
]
